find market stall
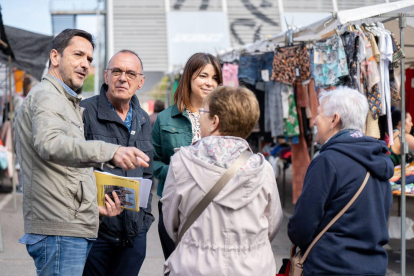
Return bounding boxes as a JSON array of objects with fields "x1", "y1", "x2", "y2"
[{"x1": 215, "y1": 2, "x2": 414, "y2": 274}]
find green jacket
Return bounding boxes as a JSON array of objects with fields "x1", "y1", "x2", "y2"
[{"x1": 152, "y1": 104, "x2": 192, "y2": 197}]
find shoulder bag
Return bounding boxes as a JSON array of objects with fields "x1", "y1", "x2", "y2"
[
  {"x1": 176, "y1": 150, "x2": 253, "y2": 244},
  {"x1": 290, "y1": 172, "x2": 371, "y2": 276}
]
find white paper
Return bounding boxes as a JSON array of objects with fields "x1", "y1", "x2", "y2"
[{"x1": 129, "y1": 177, "x2": 152, "y2": 209}]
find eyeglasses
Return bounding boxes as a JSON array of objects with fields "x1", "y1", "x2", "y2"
[
  {"x1": 199, "y1": 108, "x2": 210, "y2": 114},
  {"x1": 106, "y1": 68, "x2": 144, "y2": 80}
]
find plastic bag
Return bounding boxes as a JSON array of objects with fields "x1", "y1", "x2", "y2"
[{"x1": 388, "y1": 216, "x2": 414, "y2": 240}]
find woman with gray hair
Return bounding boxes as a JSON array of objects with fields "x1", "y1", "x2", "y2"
[{"x1": 288, "y1": 87, "x2": 394, "y2": 275}]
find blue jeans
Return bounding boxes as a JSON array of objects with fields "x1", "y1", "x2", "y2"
[
  {"x1": 238, "y1": 52, "x2": 274, "y2": 86},
  {"x1": 82, "y1": 224, "x2": 148, "y2": 276},
  {"x1": 26, "y1": 235, "x2": 94, "y2": 276}
]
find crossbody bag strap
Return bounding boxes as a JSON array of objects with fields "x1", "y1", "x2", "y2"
[
  {"x1": 299, "y1": 171, "x2": 371, "y2": 263},
  {"x1": 176, "y1": 150, "x2": 253, "y2": 244}
]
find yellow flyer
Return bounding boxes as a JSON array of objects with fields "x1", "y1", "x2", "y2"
[{"x1": 94, "y1": 171, "x2": 140, "y2": 212}]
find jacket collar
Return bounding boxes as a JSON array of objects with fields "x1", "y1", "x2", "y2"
[
  {"x1": 97, "y1": 83, "x2": 146, "y2": 126},
  {"x1": 171, "y1": 104, "x2": 189, "y2": 118},
  {"x1": 43, "y1": 74, "x2": 80, "y2": 104}
]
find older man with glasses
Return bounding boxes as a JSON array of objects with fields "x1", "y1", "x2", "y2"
[{"x1": 81, "y1": 49, "x2": 154, "y2": 276}]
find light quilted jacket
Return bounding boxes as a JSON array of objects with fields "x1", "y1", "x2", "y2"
[{"x1": 161, "y1": 136, "x2": 283, "y2": 276}]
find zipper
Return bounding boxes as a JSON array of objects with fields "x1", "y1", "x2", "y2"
[
  {"x1": 75, "y1": 181, "x2": 84, "y2": 218},
  {"x1": 70, "y1": 120, "x2": 83, "y2": 132}
]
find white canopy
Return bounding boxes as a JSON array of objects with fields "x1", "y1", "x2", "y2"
[
  {"x1": 217, "y1": 1, "x2": 414, "y2": 60},
  {"x1": 293, "y1": 1, "x2": 414, "y2": 43}
]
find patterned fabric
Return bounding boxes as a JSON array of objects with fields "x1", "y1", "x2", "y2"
[
  {"x1": 366, "y1": 31, "x2": 380, "y2": 63},
  {"x1": 185, "y1": 108, "x2": 201, "y2": 143},
  {"x1": 365, "y1": 82, "x2": 382, "y2": 120},
  {"x1": 389, "y1": 67, "x2": 401, "y2": 102},
  {"x1": 390, "y1": 33, "x2": 405, "y2": 67},
  {"x1": 313, "y1": 35, "x2": 349, "y2": 87},
  {"x1": 271, "y1": 45, "x2": 311, "y2": 85},
  {"x1": 358, "y1": 31, "x2": 381, "y2": 119},
  {"x1": 341, "y1": 32, "x2": 359, "y2": 89},
  {"x1": 283, "y1": 91, "x2": 300, "y2": 137},
  {"x1": 106, "y1": 94, "x2": 133, "y2": 132},
  {"x1": 359, "y1": 32, "x2": 380, "y2": 90},
  {"x1": 188, "y1": 136, "x2": 261, "y2": 170}
]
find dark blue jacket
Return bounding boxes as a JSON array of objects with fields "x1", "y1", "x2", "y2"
[
  {"x1": 288, "y1": 130, "x2": 393, "y2": 276},
  {"x1": 80, "y1": 84, "x2": 154, "y2": 247}
]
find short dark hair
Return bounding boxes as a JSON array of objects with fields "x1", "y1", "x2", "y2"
[
  {"x1": 392, "y1": 110, "x2": 402, "y2": 129},
  {"x1": 49, "y1": 29, "x2": 95, "y2": 67},
  {"x1": 107, "y1": 49, "x2": 144, "y2": 71},
  {"x1": 153, "y1": 100, "x2": 165, "y2": 113}
]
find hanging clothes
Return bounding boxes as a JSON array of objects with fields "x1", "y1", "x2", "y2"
[
  {"x1": 406, "y1": 68, "x2": 414, "y2": 118},
  {"x1": 341, "y1": 32, "x2": 360, "y2": 90},
  {"x1": 313, "y1": 35, "x2": 349, "y2": 87},
  {"x1": 281, "y1": 86, "x2": 300, "y2": 137},
  {"x1": 222, "y1": 63, "x2": 239, "y2": 87},
  {"x1": 271, "y1": 45, "x2": 311, "y2": 85},
  {"x1": 264, "y1": 81, "x2": 285, "y2": 137}
]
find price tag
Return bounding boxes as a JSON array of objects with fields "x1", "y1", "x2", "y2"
[
  {"x1": 295, "y1": 67, "x2": 300, "y2": 77},
  {"x1": 411, "y1": 78, "x2": 414, "y2": 88},
  {"x1": 314, "y1": 52, "x2": 324, "y2": 64},
  {"x1": 261, "y1": 69, "x2": 270, "y2": 82}
]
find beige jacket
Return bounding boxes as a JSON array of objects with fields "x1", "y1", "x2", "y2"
[
  {"x1": 161, "y1": 136, "x2": 283, "y2": 276},
  {"x1": 15, "y1": 75, "x2": 119, "y2": 238}
]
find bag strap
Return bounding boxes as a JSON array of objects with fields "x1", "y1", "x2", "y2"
[
  {"x1": 176, "y1": 150, "x2": 253, "y2": 244},
  {"x1": 299, "y1": 172, "x2": 371, "y2": 263}
]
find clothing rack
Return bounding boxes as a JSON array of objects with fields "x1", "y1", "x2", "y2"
[{"x1": 216, "y1": 2, "x2": 414, "y2": 273}]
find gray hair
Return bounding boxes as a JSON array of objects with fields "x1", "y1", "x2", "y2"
[
  {"x1": 106, "y1": 49, "x2": 144, "y2": 72},
  {"x1": 319, "y1": 86, "x2": 369, "y2": 132}
]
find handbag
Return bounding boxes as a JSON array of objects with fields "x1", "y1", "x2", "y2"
[
  {"x1": 176, "y1": 150, "x2": 253, "y2": 244},
  {"x1": 279, "y1": 172, "x2": 370, "y2": 276}
]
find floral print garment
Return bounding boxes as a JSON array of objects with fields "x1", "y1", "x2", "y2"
[
  {"x1": 283, "y1": 91, "x2": 300, "y2": 137},
  {"x1": 189, "y1": 136, "x2": 261, "y2": 170},
  {"x1": 341, "y1": 32, "x2": 359, "y2": 90},
  {"x1": 186, "y1": 108, "x2": 201, "y2": 143},
  {"x1": 313, "y1": 35, "x2": 349, "y2": 87}
]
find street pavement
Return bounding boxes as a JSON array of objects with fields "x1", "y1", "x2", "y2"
[{"x1": 0, "y1": 168, "x2": 413, "y2": 275}]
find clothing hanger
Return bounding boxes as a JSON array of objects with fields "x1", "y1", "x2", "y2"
[{"x1": 275, "y1": 41, "x2": 304, "y2": 50}]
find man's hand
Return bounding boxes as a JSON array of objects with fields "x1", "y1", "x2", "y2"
[
  {"x1": 111, "y1": 146, "x2": 150, "y2": 170},
  {"x1": 98, "y1": 191, "x2": 123, "y2": 217}
]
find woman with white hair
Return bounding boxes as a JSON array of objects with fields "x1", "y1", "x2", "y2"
[{"x1": 288, "y1": 87, "x2": 394, "y2": 275}]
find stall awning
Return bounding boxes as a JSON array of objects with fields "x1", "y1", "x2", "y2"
[
  {"x1": 293, "y1": 1, "x2": 414, "y2": 42},
  {"x1": 0, "y1": 26, "x2": 53, "y2": 81}
]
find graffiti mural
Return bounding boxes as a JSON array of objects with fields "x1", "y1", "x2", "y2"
[{"x1": 171, "y1": 0, "x2": 280, "y2": 46}]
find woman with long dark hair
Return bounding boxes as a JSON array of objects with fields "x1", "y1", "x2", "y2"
[{"x1": 152, "y1": 53, "x2": 222, "y2": 259}]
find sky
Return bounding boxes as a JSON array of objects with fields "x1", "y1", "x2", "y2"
[
  {"x1": 3, "y1": 0, "x2": 52, "y2": 35},
  {"x1": 2, "y1": 0, "x2": 100, "y2": 36},
  {"x1": 2, "y1": 0, "x2": 104, "y2": 66}
]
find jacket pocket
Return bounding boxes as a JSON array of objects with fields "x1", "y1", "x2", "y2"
[{"x1": 160, "y1": 125, "x2": 190, "y2": 152}]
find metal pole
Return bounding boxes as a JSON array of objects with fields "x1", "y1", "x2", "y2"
[
  {"x1": 8, "y1": 56, "x2": 16, "y2": 212},
  {"x1": 399, "y1": 13, "x2": 407, "y2": 276},
  {"x1": 106, "y1": 0, "x2": 114, "y2": 58},
  {"x1": 332, "y1": 0, "x2": 338, "y2": 13},
  {"x1": 94, "y1": 0, "x2": 102, "y2": 96}
]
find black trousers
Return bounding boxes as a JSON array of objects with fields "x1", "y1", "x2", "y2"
[
  {"x1": 82, "y1": 224, "x2": 148, "y2": 276},
  {"x1": 158, "y1": 200, "x2": 176, "y2": 259}
]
